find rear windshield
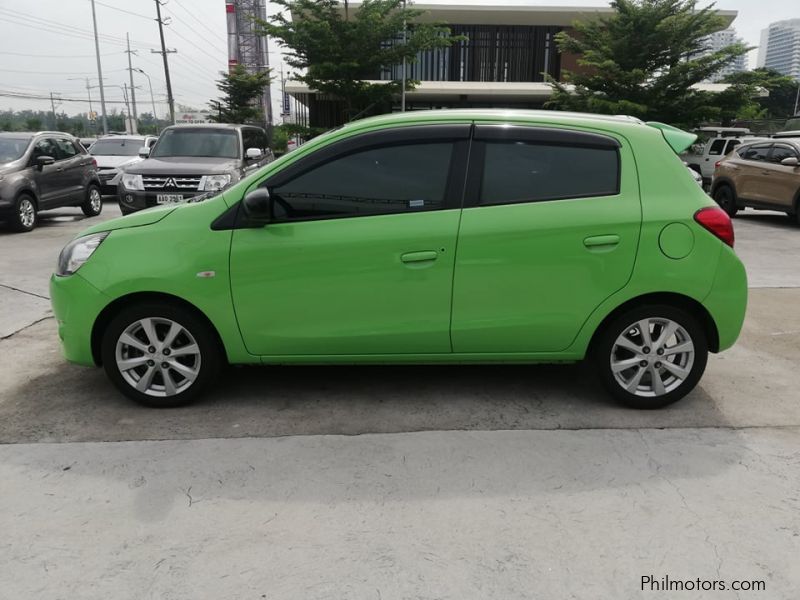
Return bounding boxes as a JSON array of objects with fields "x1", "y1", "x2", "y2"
[
  {"x1": 151, "y1": 129, "x2": 240, "y2": 159},
  {"x1": 90, "y1": 138, "x2": 144, "y2": 156},
  {"x1": 0, "y1": 137, "x2": 31, "y2": 162}
]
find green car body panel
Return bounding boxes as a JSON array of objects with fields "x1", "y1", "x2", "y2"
[{"x1": 50, "y1": 109, "x2": 747, "y2": 376}]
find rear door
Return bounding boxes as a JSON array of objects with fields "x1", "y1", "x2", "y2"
[
  {"x1": 229, "y1": 124, "x2": 470, "y2": 356},
  {"x1": 451, "y1": 124, "x2": 640, "y2": 353}
]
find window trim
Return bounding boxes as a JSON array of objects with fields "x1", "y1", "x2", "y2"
[
  {"x1": 768, "y1": 143, "x2": 799, "y2": 163},
  {"x1": 738, "y1": 143, "x2": 772, "y2": 163},
  {"x1": 221, "y1": 124, "x2": 473, "y2": 229},
  {"x1": 464, "y1": 125, "x2": 622, "y2": 209}
]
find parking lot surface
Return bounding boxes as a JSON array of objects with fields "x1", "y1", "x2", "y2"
[{"x1": 1, "y1": 203, "x2": 799, "y2": 598}]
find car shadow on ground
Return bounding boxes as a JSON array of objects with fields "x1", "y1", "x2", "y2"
[{"x1": 0, "y1": 353, "x2": 731, "y2": 444}]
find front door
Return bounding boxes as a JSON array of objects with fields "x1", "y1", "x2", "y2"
[
  {"x1": 30, "y1": 138, "x2": 63, "y2": 207},
  {"x1": 736, "y1": 143, "x2": 772, "y2": 202},
  {"x1": 451, "y1": 124, "x2": 641, "y2": 353},
  {"x1": 761, "y1": 143, "x2": 800, "y2": 210},
  {"x1": 229, "y1": 125, "x2": 470, "y2": 356}
]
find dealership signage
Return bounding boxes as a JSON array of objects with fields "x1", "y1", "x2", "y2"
[{"x1": 175, "y1": 112, "x2": 211, "y2": 124}]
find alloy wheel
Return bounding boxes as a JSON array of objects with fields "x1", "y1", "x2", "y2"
[
  {"x1": 19, "y1": 198, "x2": 35, "y2": 228},
  {"x1": 610, "y1": 317, "x2": 695, "y2": 398},
  {"x1": 89, "y1": 188, "x2": 102, "y2": 213},
  {"x1": 115, "y1": 317, "x2": 202, "y2": 397}
]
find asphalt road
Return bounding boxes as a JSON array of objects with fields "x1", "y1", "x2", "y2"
[{"x1": 1, "y1": 200, "x2": 799, "y2": 599}]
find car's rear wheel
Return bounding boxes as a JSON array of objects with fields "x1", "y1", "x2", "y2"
[
  {"x1": 100, "y1": 303, "x2": 221, "y2": 407},
  {"x1": 593, "y1": 305, "x2": 708, "y2": 409},
  {"x1": 713, "y1": 185, "x2": 738, "y2": 218},
  {"x1": 8, "y1": 194, "x2": 37, "y2": 232},
  {"x1": 81, "y1": 184, "x2": 103, "y2": 217}
]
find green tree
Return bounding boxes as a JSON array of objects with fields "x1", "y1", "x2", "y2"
[
  {"x1": 547, "y1": 0, "x2": 752, "y2": 128},
  {"x1": 24, "y1": 117, "x2": 42, "y2": 131},
  {"x1": 259, "y1": 0, "x2": 464, "y2": 122},
  {"x1": 722, "y1": 68, "x2": 800, "y2": 119},
  {"x1": 208, "y1": 65, "x2": 272, "y2": 124}
]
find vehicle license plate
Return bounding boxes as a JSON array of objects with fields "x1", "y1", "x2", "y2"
[{"x1": 156, "y1": 194, "x2": 185, "y2": 204}]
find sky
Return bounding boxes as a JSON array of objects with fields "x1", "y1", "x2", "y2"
[{"x1": 0, "y1": 0, "x2": 797, "y2": 119}]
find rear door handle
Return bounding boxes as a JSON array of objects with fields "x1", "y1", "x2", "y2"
[
  {"x1": 401, "y1": 250, "x2": 438, "y2": 264},
  {"x1": 583, "y1": 235, "x2": 620, "y2": 249}
]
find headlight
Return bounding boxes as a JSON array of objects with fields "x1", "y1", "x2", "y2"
[
  {"x1": 56, "y1": 232, "x2": 109, "y2": 276},
  {"x1": 199, "y1": 174, "x2": 231, "y2": 192},
  {"x1": 121, "y1": 173, "x2": 144, "y2": 191}
]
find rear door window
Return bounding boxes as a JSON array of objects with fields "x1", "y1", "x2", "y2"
[
  {"x1": 54, "y1": 138, "x2": 79, "y2": 160},
  {"x1": 479, "y1": 141, "x2": 620, "y2": 205}
]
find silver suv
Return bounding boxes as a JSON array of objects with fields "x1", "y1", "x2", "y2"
[{"x1": 0, "y1": 131, "x2": 102, "y2": 232}]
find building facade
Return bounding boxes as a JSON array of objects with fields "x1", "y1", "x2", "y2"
[
  {"x1": 757, "y1": 19, "x2": 800, "y2": 80},
  {"x1": 697, "y1": 28, "x2": 747, "y2": 82},
  {"x1": 285, "y1": 3, "x2": 736, "y2": 129}
]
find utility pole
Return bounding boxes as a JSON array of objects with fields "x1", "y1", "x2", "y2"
[
  {"x1": 125, "y1": 33, "x2": 139, "y2": 134},
  {"x1": 153, "y1": 0, "x2": 176, "y2": 124},
  {"x1": 123, "y1": 83, "x2": 134, "y2": 133},
  {"x1": 89, "y1": 0, "x2": 109, "y2": 134},
  {"x1": 49, "y1": 92, "x2": 58, "y2": 130},
  {"x1": 401, "y1": 0, "x2": 407, "y2": 112}
]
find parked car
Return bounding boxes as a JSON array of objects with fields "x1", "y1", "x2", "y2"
[
  {"x1": 683, "y1": 133, "x2": 768, "y2": 187},
  {"x1": 117, "y1": 124, "x2": 274, "y2": 214},
  {"x1": 711, "y1": 139, "x2": 800, "y2": 223},
  {"x1": 0, "y1": 131, "x2": 102, "y2": 232},
  {"x1": 88, "y1": 134, "x2": 158, "y2": 195},
  {"x1": 51, "y1": 110, "x2": 747, "y2": 409},
  {"x1": 78, "y1": 137, "x2": 98, "y2": 151}
]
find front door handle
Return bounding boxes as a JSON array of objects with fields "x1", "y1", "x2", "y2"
[
  {"x1": 401, "y1": 250, "x2": 438, "y2": 264},
  {"x1": 584, "y1": 234, "x2": 620, "y2": 249}
]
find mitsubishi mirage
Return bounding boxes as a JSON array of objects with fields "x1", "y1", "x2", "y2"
[{"x1": 50, "y1": 110, "x2": 748, "y2": 409}]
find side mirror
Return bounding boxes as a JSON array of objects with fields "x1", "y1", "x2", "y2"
[
  {"x1": 35, "y1": 155, "x2": 55, "y2": 168},
  {"x1": 245, "y1": 147, "x2": 263, "y2": 161},
  {"x1": 138, "y1": 146, "x2": 151, "y2": 158},
  {"x1": 242, "y1": 187, "x2": 271, "y2": 221},
  {"x1": 781, "y1": 156, "x2": 799, "y2": 167}
]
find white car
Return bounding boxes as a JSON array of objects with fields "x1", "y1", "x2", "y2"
[{"x1": 89, "y1": 135, "x2": 158, "y2": 195}]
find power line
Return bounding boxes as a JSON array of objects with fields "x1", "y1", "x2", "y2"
[
  {"x1": 165, "y1": 0, "x2": 229, "y2": 49},
  {"x1": 165, "y1": 22, "x2": 228, "y2": 63},
  {"x1": 0, "y1": 50, "x2": 118, "y2": 59},
  {"x1": 94, "y1": 1, "x2": 153, "y2": 21}
]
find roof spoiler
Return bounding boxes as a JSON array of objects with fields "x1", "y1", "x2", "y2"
[{"x1": 646, "y1": 122, "x2": 698, "y2": 154}]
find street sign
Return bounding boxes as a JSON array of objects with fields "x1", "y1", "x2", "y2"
[{"x1": 175, "y1": 112, "x2": 210, "y2": 124}]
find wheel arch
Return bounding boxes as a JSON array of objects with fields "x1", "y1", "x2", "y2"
[
  {"x1": 710, "y1": 176, "x2": 735, "y2": 198},
  {"x1": 15, "y1": 187, "x2": 39, "y2": 207},
  {"x1": 587, "y1": 292, "x2": 720, "y2": 356},
  {"x1": 90, "y1": 291, "x2": 228, "y2": 366}
]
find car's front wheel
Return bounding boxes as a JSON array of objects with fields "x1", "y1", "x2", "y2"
[
  {"x1": 712, "y1": 185, "x2": 738, "y2": 218},
  {"x1": 100, "y1": 303, "x2": 221, "y2": 407},
  {"x1": 81, "y1": 184, "x2": 103, "y2": 217},
  {"x1": 8, "y1": 194, "x2": 37, "y2": 232},
  {"x1": 593, "y1": 305, "x2": 708, "y2": 409}
]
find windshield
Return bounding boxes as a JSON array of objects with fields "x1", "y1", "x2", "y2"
[
  {"x1": 89, "y1": 138, "x2": 144, "y2": 156},
  {"x1": 151, "y1": 129, "x2": 239, "y2": 159},
  {"x1": 0, "y1": 138, "x2": 31, "y2": 162}
]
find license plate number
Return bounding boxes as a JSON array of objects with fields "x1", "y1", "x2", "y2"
[{"x1": 156, "y1": 194, "x2": 185, "y2": 204}]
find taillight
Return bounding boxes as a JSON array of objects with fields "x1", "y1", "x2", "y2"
[
  {"x1": 694, "y1": 206, "x2": 734, "y2": 248},
  {"x1": 91, "y1": 157, "x2": 97, "y2": 168},
  {"x1": 714, "y1": 161, "x2": 721, "y2": 168}
]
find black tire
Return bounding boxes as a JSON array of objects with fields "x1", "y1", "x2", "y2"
[
  {"x1": 100, "y1": 302, "x2": 221, "y2": 407},
  {"x1": 81, "y1": 184, "x2": 103, "y2": 217},
  {"x1": 712, "y1": 184, "x2": 738, "y2": 218},
  {"x1": 7, "y1": 193, "x2": 37, "y2": 232},
  {"x1": 592, "y1": 304, "x2": 708, "y2": 409}
]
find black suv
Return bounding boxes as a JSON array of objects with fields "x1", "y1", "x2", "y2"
[
  {"x1": 0, "y1": 131, "x2": 102, "y2": 232},
  {"x1": 118, "y1": 124, "x2": 274, "y2": 214}
]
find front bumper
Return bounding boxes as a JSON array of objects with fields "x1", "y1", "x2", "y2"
[
  {"x1": 117, "y1": 188, "x2": 207, "y2": 213},
  {"x1": 50, "y1": 272, "x2": 110, "y2": 366}
]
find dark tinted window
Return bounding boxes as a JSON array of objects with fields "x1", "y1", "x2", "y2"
[
  {"x1": 32, "y1": 138, "x2": 58, "y2": 160},
  {"x1": 769, "y1": 145, "x2": 798, "y2": 164},
  {"x1": 54, "y1": 138, "x2": 79, "y2": 159},
  {"x1": 242, "y1": 128, "x2": 266, "y2": 153},
  {"x1": 480, "y1": 142, "x2": 620, "y2": 205},
  {"x1": 271, "y1": 142, "x2": 454, "y2": 221},
  {"x1": 739, "y1": 144, "x2": 771, "y2": 162},
  {"x1": 708, "y1": 139, "x2": 727, "y2": 155}
]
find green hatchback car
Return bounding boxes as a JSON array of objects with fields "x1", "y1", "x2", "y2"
[{"x1": 50, "y1": 110, "x2": 747, "y2": 409}]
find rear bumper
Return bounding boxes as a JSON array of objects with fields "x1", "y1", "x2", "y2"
[
  {"x1": 50, "y1": 272, "x2": 109, "y2": 366},
  {"x1": 702, "y1": 246, "x2": 748, "y2": 352}
]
